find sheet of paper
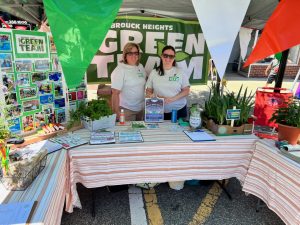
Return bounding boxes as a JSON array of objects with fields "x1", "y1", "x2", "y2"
[
  {"x1": 183, "y1": 130, "x2": 216, "y2": 142},
  {"x1": 0, "y1": 201, "x2": 35, "y2": 225}
]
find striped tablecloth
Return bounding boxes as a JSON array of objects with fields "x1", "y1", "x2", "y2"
[
  {"x1": 243, "y1": 140, "x2": 300, "y2": 225},
  {"x1": 66, "y1": 122, "x2": 257, "y2": 212},
  {"x1": 0, "y1": 150, "x2": 67, "y2": 225}
]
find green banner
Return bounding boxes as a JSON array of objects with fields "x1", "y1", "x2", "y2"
[{"x1": 87, "y1": 16, "x2": 209, "y2": 85}]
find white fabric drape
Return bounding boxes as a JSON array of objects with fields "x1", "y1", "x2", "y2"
[{"x1": 239, "y1": 27, "x2": 252, "y2": 61}]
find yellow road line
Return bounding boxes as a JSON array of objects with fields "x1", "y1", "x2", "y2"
[
  {"x1": 143, "y1": 188, "x2": 164, "y2": 225},
  {"x1": 188, "y1": 181, "x2": 225, "y2": 225}
]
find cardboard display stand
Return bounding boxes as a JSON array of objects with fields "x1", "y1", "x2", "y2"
[{"x1": 0, "y1": 29, "x2": 87, "y2": 135}]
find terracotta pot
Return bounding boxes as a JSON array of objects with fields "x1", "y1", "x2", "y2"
[{"x1": 278, "y1": 123, "x2": 300, "y2": 145}]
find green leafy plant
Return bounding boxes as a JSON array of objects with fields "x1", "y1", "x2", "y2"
[
  {"x1": 67, "y1": 99, "x2": 113, "y2": 129},
  {"x1": 269, "y1": 100, "x2": 300, "y2": 128},
  {"x1": 203, "y1": 84, "x2": 254, "y2": 126}
]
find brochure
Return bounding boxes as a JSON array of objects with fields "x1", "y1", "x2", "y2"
[
  {"x1": 90, "y1": 131, "x2": 115, "y2": 145},
  {"x1": 183, "y1": 130, "x2": 216, "y2": 142},
  {"x1": 118, "y1": 131, "x2": 144, "y2": 143},
  {"x1": 146, "y1": 123, "x2": 159, "y2": 129},
  {"x1": 50, "y1": 134, "x2": 88, "y2": 149},
  {"x1": 131, "y1": 121, "x2": 147, "y2": 129},
  {"x1": 145, "y1": 97, "x2": 164, "y2": 123}
]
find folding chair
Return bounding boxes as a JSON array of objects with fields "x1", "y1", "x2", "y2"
[{"x1": 252, "y1": 87, "x2": 293, "y2": 139}]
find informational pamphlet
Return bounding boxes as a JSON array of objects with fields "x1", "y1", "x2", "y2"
[
  {"x1": 145, "y1": 98, "x2": 164, "y2": 123},
  {"x1": 90, "y1": 131, "x2": 115, "y2": 145},
  {"x1": 118, "y1": 131, "x2": 143, "y2": 143},
  {"x1": 49, "y1": 134, "x2": 88, "y2": 149},
  {"x1": 131, "y1": 121, "x2": 147, "y2": 129}
]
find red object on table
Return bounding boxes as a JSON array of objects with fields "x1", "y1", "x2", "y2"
[{"x1": 253, "y1": 87, "x2": 293, "y2": 140}]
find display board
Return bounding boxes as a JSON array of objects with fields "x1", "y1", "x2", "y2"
[{"x1": 0, "y1": 29, "x2": 87, "y2": 134}]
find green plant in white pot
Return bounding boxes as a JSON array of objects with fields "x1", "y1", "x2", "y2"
[
  {"x1": 269, "y1": 100, "x2": 300, "y2": 145},
  {"x1": 68, "y1": 99, "x2": 116, "y2": 131}
]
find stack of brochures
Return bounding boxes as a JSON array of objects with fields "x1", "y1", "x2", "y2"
[
  {"x1": 49, "y1": 134, "x2": 88, "y2": 149},
  {"x1": 90, "y1": 131, "x2": 115, "y2": 145},
  {"x1": 183, "y1": 130, "x2": 216, "y2": 142},
  {"x1": 118, "y1": 131, "x2": 143, "y2": 143}
]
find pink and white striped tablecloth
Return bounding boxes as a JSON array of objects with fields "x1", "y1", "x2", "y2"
[
  {"x1": 0, "y1": 150, "x2": 67, "y2": 225},
  {"x1": 243, "y1": 140, "x2": 300, "y2": 225},
  {"x1": 66, "y1": 123, "x2": 257, "y2": 212}
]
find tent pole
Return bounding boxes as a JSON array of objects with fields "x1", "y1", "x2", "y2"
[{"x1": 274, "y1": 49, "x2": 289, "y2": 91}]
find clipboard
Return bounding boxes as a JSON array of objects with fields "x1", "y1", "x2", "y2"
[{"x1": 183, "y1": 130, "x2": 216, "y2": 142}]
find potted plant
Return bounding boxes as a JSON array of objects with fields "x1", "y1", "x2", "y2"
[
  {"x1": 68, "y1": 99, "x2": 116, "y2": 131},
  {"x1": 269, "y1": 100, "x2": 300, "y2": 145},
  {"x1": 203, "y1": 84, "x2": 254, "y2": 135}
]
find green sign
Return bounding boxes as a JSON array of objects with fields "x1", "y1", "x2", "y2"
[
  {"x1": 87, "y1": 16, "x2": 209, "y2": 85},
  {"x1": 226, "y1": 109, "x2": 241, "y2": 120},
  {"x1": 13, "y1": 30, "x2": 49, "y2": 58}
]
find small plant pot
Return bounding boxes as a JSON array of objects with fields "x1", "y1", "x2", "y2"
[
  {"x1": 206, "y1": 119, "x2": 245, "y2": 135},
  {"x1": 82, "y1": 114, "x2": 116, "y2": 131},
  {"x1": 278, "y1": 123, "x2": 300, "y2": 145}
]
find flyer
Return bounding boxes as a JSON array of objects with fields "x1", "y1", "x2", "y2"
[{"x1": 145, "y1": 97, "x2": 164, "y2": 123}]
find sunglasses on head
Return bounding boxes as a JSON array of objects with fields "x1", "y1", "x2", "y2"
[
  {"x1": 162, "y1": 53, "x2": 175, "y2": 59},
  {"x1": 126, "y1": 52, "x2": 139, "y2": 56}
]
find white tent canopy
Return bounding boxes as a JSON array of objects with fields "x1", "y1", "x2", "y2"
[{"x1": 0, "y1": 0, "x2": 277, "y2": 30}]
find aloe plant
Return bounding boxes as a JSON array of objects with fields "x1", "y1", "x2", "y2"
[{"x1": 203, "y1": 84, "x2": 254, "y2": 126}]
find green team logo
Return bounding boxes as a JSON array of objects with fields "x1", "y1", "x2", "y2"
[
  {"x1": 137, "y1": 72, "x2": 144, "y2": 78},
  {"x1": 169, "y1": 76, "x2": 179, "y2": 81}
]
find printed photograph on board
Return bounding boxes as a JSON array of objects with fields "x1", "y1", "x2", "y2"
[
  {"x1": 77, "y1": 90, "x2": 84, "y2": 100},
  {"x1": 23, "y1": 99, "x2": 39, "y2": 112},
  {"x1": 5, "y1": 92, "x2": 17, "y2": 105},
  {"x1": 35, "y1": 59, "x2": 50, "y2": 71},
  {"x1": 22, "y1": 115, "x2": 34, "y2": 132},
  {"x1": 34, "y1": 111, "x2": 46, "y2": 128},
  {"x1": 54, "y1": 82, "x2": 63, "y2": 98},
  {"x1": 0, "y1": 53, "x2": 13, "y2": 72},
  {"x1": 49, "y1": 71, "x2": 61, "y2": 81},
  {"x1": 42, "y1": 104, "x2": 54, "y2": 115},
  {"x1": 37, "y1": 81, "x2": 52, "y2": 94},
  {"x1": 54, "y1": 98, "x2": 65, "y2": 108},
  {"x1": 0, "y1": 34, "x2": 12, "y2": 51},
  {"x1": 19, "y1": 87, "x2": 37, "y2": 99},
  {"x1": 31, "y1": 72, "x2": 47, "y2": 82},
  {"x1": 5, "y1": 104, "x2": 22, "y2": 118},
  {"x1": 51, "y1": 54, "x2": 61, "y2": 71},
  {"x1": 15, "y1": 59, "x2": 32, "y2": 72},
  {"x1": 49, "y1": 35, "x2": 56, "y2": 53},
  {"x1": 40, "y1": 94, "x2": 54, "y2": 104},
  {"x1": 2, "y1": 73, "x2": 15, "y2": 93},
  {"x1": 55, "y1": 108, "x2": 66, "y2": 123},
  {"x1": 16, "y1": 73, "x2": 30, "y2": 86},
  {"x1": 8, "y1": 117, "x2": 21, "y2": 133},
  {"x1": 68, "y1": 92, "x2": 77, "y2": 101}
]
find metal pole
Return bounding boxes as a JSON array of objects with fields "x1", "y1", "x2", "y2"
[{"x1": 274, "y1": 49, "x2": 289, "y2": 91}]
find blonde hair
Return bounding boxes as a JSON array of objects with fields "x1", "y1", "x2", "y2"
[{"x1": 121, "y1": 42, "x2": 140, "y2": 65}]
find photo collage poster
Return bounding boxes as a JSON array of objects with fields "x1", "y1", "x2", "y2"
[{"x1": 0, "y1": 29, "x2": 87, "y2": 134}]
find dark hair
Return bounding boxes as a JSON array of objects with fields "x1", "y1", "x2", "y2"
[{"x1": 156, "y1": 45, "x2": 176, "y2": 76}]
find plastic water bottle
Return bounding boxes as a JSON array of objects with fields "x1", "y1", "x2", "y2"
[
  {"x1": 119, "y1": 109, "x2": 125, "y2": 125},
  {"x1": 171, "y1": 109, "x2": 177, "y2": 123}
]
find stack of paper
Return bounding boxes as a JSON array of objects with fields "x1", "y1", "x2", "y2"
[{"x1": 183, "y1": 130, "x2": 216, "y2": 142}]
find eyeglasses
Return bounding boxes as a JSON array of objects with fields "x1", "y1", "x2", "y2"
[
  {"x1": 126, "y1": 52, "x2": 140, "y2": 56},
  {"x1": 162, "y1": 54, "x2": 175, "y2": 59}
]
